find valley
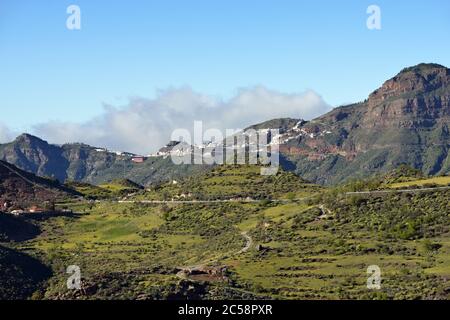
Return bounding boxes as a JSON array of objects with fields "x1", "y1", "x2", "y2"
[{"x1": 1, "y1": 164, "x2": 448, "y2": 300}]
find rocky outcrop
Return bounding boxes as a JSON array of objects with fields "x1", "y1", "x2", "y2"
[{"x1": 265, "y1": 64, "x2": 450, "y2": 184}]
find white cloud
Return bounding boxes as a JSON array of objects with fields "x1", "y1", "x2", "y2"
[
  {"x1": 33, "y1": 86, "x2": 331, "y2": 154},
  {"x1": 0, "y1": 122, "x2": 15, "y2": 143}
]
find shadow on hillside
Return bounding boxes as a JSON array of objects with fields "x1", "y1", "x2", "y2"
[
  {"x1": 0, "y1": 214, "x2": 41, "y2": 242},
  {"x1": 0, "y1": 212, "x2": 83, "y2": 242},
  {"x1": 23, "y1": 211, "x2": 83, "y2": 222},
  {"x1": 279, "y1": 154, "x2": 297, "y2": 171},
  {"x1": 0, "y1": 245, "x2": 52, "y2": 300}
]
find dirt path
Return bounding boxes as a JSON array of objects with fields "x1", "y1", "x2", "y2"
[
  {"x1": 237, "y1": 231, "x2": 253, "y2": 254},
  {"x1": 176, "y1": 231, "x2": 253, "y2": 279},
  {"x1": 318, "y1": 204, "x2": 332, "y2": 219}
]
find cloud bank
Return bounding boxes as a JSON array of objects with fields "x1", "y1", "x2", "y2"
[
  {"x1": 18, "y1": 86, "x2": 330, "y2": 154},
  {"x1": 0, "y1": 123, "x2": 15, "y2": 143}
]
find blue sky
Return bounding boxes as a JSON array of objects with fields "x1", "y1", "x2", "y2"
[{"x1": 0, "y1": 0, "x2": 449, "y2": 150}]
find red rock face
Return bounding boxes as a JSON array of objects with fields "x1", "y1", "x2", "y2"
[
  {"x1": 279, "y1": 64, "x2": 450, "y2": 167},
  {"x1": 364, "y1": 66, "x2": 450, "y2": 128}
]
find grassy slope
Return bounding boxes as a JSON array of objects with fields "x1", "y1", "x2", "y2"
[
  {"x1": 136, "y1": 165, "x2": 321, "y2": 201},
  {"x1": 389, "y1": 176, "x2": 450, "y2": 189},
  {"x1": 229, "y1": 189, "x2": 449, "y2": 299},
  {"x1": 65, "y1": 179, "x2": 143, "y2": 200}
]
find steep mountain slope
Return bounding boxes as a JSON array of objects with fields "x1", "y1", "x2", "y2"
[
  {"x1": 261, "y1": 63, "x2": 450, "y2": 184},
  {"x1": 0, "y1": 160, "x2": 77, "y2": 209}
]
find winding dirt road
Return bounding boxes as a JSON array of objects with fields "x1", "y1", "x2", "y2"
[{"x1": 237, "y1": 231, "x2": 253, "y2": 254}]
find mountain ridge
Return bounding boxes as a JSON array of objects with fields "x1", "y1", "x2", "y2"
[
  {"x1": 0, "y1": 134, "x2": 208, "y2": 186},
  {"x1": 1, "y1": 63, "x2": 449, "y2": 185},
  {"x1": 261, "y1": 63, "x2": 450, "y2": 184}
]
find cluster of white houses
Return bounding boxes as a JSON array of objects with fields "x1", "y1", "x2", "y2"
[
  {"x1": 94, "y1": 128, "x2": 318, "y2": 164},
  {"x1": 94, "y1": 147, "x2": 149, "y2": 163},
  {"x1": 92, "y1": 121, "x2": 335, "y2": 166},
  {"x1": 94, "y1": 141, "x2": 193, "y2": 164}
]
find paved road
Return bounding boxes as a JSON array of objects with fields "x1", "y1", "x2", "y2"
[
  {"x1": 61, "y1": 185, "x2": 450, "y2": 207},
  {"x1": 116, "y1": 196, "x2": 317, "y2": 204},
  {"x1": 345, "y1": 186, "x2": 450, "y2": 195},
  {"x1": 118, "y1": 199, "x2": 262, "y2": 204}
]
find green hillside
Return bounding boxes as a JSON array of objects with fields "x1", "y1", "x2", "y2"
[
  {"x1": 137, "y1": 165, "x2": 321, "y2": 201},
  {"x1": 66, "y1": 179, "x2": 144, "y2": 200},
  {"x1": 1, "y1": 164, "x2": 447, "y2": 300}
]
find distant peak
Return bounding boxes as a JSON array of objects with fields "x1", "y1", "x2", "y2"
[
  {"x1": 368, "y1": 63, "x2": 450, "y2": 104},
  {"x1": 14, "y1": 133, "x2": 47, "y2": 144},
  {"x1": 16, "y1": 133, "x2": 38, "y2": 140},
  {"x1": 397, "y1": 63, "x2": 448, "y2": 76}
]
